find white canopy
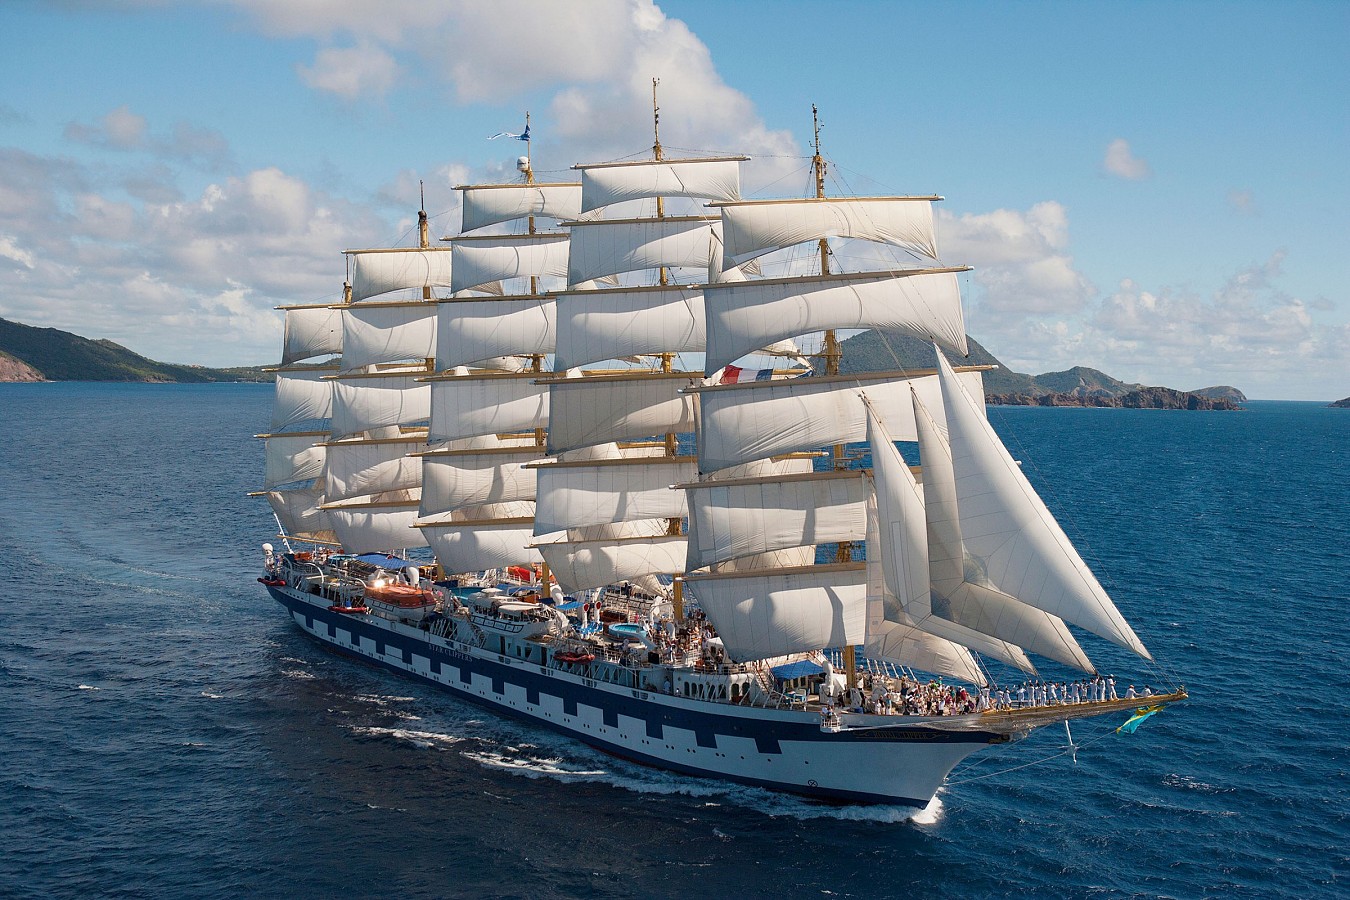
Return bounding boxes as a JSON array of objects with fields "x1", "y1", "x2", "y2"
[
  {"x1": 450, "y1": 232, "x2": 570, "y2": 294},
  {"x1": 693, "y1": 369, "x2": 985, "y2": 473},
  {"x1": 536, "y1": 534, "x2": 688, "y2": 593},
  {"x1": 934, "y1": 352, "x2": 1151, "y2": 659},
  {"x1": 270, "y1": 367, "x2": 336, "y2": 431},
  {"x1": 428, "y1": 373, "x2": 549, "y2": 443},
  {"x1": 533, "y1": 456, "x2": 696, "y2": 535},
  {"x1": 715, "y1": 196, "x2": 939, "y2": 269},
  {"x1": 459, "y1": 182, "x2": 582, "y2": 232},
  {"x1": 576, "y1": 156, "x2": 746, "y2": 213},
  {"x1": 281, "y1": 305, "x2": 343, "y2": 365},
  {"x1": 262, "y1": 431, "x2": 327, "y2": 489},
  {"x1": 436, "y1": 296, "x2": 555, "y2": 367},
  {"x1": 323, "y1": 434, "x2": 426, "y2": 502},
  {"x1": 330, "y1": 371, "x2": 431, "y2": 439},
  {"x1": 684, "y1": 563, "x2": 868, "y2": 663},
  {"x1": 348, "y1": 248, "x2": 454, "y2": 302},
  {"x1": 323, "y1": 494, "x2": 428, "y2": 553},
  {"x1": 566, "y1": 216, "x2": 720, "y2": 285},
  {"x1": 546, "y1": 373, "x2": 698, "y2": 455},
  {"x1": 553, "y1": 284, "x2": 704, "y2": 371},
  {"x1": 684, "y1": 470, "x2": 868, "y2": 571},
  {"x1": 703, "y1": 270, "x2": 969, "y2": 370},
  {"x1": 341, "y1": 302, "x2": 437, "y2": 369}
]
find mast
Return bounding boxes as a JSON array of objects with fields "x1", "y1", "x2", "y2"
[
  {"x1": 813, "y1": 105, "x2": 856, "y2": 685},
  {"x1": 522, "y1": 113, "x2": 551, "y2": 595},
  {"x1": 813, "y1": 105, "x2": 841, "y2": 379}
]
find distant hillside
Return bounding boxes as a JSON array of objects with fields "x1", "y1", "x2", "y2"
[
  {"x1": 0, "y1": 318, "x2": 273, "y2": 383},
  {"x1": 1333, "y1": 397, "x2": 1350, "y2": 409},
  {"x1": 1192, "y1": 385, "x2": 1248, "y2": 403},
  {"x1": 835, "y1": 329, "x2": 1242, "y2": 408}
]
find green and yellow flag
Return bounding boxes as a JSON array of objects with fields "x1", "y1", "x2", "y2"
[{"x1": 1117, "y1": 705, "x2": 1164, "y2": 734}]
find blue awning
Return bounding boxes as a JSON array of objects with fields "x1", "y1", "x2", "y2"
[
  {"x1": 770, "y1": 660, "x2": 824, "y2": 681},
  {"x1": 353, "y1": 552, "x2": 412, "y2": 568}
]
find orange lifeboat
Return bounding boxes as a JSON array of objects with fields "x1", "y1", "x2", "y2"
[{"x1": 364, "y1": 583, "x2": 436, "y2": 608}]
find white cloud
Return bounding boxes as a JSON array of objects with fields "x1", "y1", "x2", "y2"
[
  {"x1": 0, "y1": 234, "x2": 35, "y2": 269},
  {"x1": 1103, "y1": 138, "x2": 1150, "y2": 180},
  {"x1": 64, "y1": 105, "x2": 149, "y2": 150},
  {"x1": 224, "y1": 0, "x2": 798, "y2": 181},
  {"x1": 941, "y1": 202, "x2": 1095, "y2": 315},
  {"x1": 0, "y1": 143, "x2": 389, "y2": 366},
  {"x1": 297, "y1": 43, "x2": 401, "y2": 99}
]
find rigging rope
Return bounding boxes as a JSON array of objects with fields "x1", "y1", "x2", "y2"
[{"x1": 946, "y1": 724, "x2": 1119, "y2": 786}]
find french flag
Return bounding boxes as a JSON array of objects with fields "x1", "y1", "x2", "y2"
[{"x1": 717, "y1": 364, "x2": 777, "y2": 385}]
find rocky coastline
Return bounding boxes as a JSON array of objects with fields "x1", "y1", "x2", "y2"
[{"x1": 988, "y1": 387, "x2": 1242, "y2": 410}]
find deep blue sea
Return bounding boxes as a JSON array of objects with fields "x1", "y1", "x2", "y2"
[{"x1": 0, "y1": 383, "x2": 1345, "y2": 899}]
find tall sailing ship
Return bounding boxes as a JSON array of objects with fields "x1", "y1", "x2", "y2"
[{"x1": 255, "y1": 100, "x2": 1183, "y2": 808}]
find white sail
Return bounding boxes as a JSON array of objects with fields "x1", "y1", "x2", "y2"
[
  {"x1": 566, "y1": 216, "x2": 720, "y2": 285},
  {"x1": 865, "y1": 619, "x2": 987, "y2": 686},
  {"x1": 417, "y1": 502, "x2": 540, "y2": 572},
  {"x1": 323, "y1": 494, "x2": 427, "y2": 553},
  {"x1": 553, "y1": 284, "x2": 704, "y2": 371},
  {"x1": 428, "y1": 373, "x2": 549, "y2": 443},
  {"x1": 450, "y1": 233, "x2": 570, "y2": 294},
  {"x1": 684, "y1": 563, "x2": 868, "y2": 663},
  {"x1": 912, "y1": 385, "x2": 1092, "y2": 671},
  {"x1": 265, "y1": 482, "x2": 335, "y2": 540},
  {"x1": 684, "y1": 470, "x2": 869, "y2": 570},
  {"x1": 694, "y1": 369, "x2": 985, "y2": 473},
  {"x1": 532, "y1": 456, "x2": 696, "y2": 535},
  {"x1": 323, "y1": 434, "x2": 426, "y2": 502},
  {"x1": 348, "y1": 248, "x2": 454, "y2": 302},
  {"x1": 714, "y1": 546, "x2": 816, "y2": 571},
  {"x1": 576, "y1": 156, "x2": 746, "y2": 213},
  {"x1": 270, "y1": 367, "x2": 337, "y2": 431},
  {"x1": 330, "y1": 371, "x2": 431, "y2": 439},
  {"x1": 459, "y1": 182, "x2": 582, "y2": 232},
  {"x1": 547, "y1": 373, "x2": 697, "y2": 455},
  {"x1": 261, "y1": 431, "x2": 327, "y2": 489},
  {"x1": 536, "y1": 534, "x2": 688, "y2": 593},
  {"x1": 281, "y1": 305, "x2": 342, "y2": 365},
  {"x1": 436, "y1": 296, "x2": 555, "y2": 367},
  {"x1": 341, "y1": 302, "x2": 437, "y2": 369},
  {"x1": 704, "y1": 270, "x2": 969, "y2": 370},
  {"x1": 935, "y1": 352, "x2": 1152, "y2": 659},
  {"x1": 864, "y1": 403, "x2": 1036, "y2": 674},
  {"x1": 420, "y1": 445, "x2": 542, "y2": 514},
  {"x1": 715, "y1": 196, "x2": 939, "y2": 268}
]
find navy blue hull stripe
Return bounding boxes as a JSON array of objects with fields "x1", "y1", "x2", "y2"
[{"x1": 270, "y1": 588, "x2": 990, "y2": 804}]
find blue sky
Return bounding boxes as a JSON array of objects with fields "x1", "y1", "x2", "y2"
[{"x1": 0, "y1": 0, "x2": 1345, "y2": 399}]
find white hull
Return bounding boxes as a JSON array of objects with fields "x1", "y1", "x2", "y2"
[{"x1": 267, "y1": 581, "x2": 1004, "y2": 806}]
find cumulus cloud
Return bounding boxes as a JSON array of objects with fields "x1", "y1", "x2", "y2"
[
  {"x1": 65, "y1": 105, "x2": 148, "y2": 150},
  {"x1": 1103, "y1": 138, "x2": 1150, "y2": 180},
  {"x1": 941, "y1": 202, "x2": 1095, "y2": 315},
  {"x1": 969, "y1": 248, "x2": 1344, "y2": 398},
  {"x1": 224, "y1": 0, "x2": 798, "y2": 182},
  {"x1": 64, "y1": 106, "x2": 232, "y2": 171},
  {"x1": 297, "y1": 43, "x2": 401, "y2": 99},
  {"x1": 0, "y1": 144, "x2": 389, "y2": 366}
]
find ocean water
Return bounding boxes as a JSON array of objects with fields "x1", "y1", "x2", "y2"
[{"x1": 0, "y1": 383, "x2": 1345, "y2": 899}]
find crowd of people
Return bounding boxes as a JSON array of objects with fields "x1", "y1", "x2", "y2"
[
  {"x1": 822, "y1": 673, "x2": 1162, "y2": 718},
  {"x1": 980, "y1": 676, "x2": 1158, "y2": 710}
]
